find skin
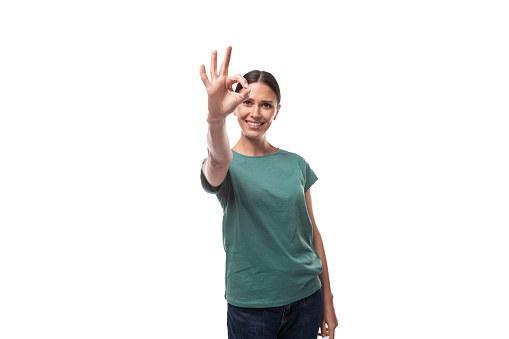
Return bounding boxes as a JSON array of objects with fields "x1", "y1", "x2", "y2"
[
  {"x1": 231, "y1": 82, "x2": 280, "y2": 156},
  {"x1": 306, "y1": 189, "x2": 339, "y2": 339},
  {"x1": 200, "y1": 46, "x2": 338, "y2": 338}
]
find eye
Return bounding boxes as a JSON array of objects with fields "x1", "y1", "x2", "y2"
[
  {"x1": 262, "y1": 103, "x2": 272, "y2": 108},
  {"x1": 243, "y1": 100, "x2": 252, "y2": 106}
]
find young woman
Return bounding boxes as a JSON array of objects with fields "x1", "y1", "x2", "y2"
[{"x1": 199, "y1": 46, "x2": 338, "y2": 339}]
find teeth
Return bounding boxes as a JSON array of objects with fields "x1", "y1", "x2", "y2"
[{"x1": 247, "y1": 121, "x2": 262, "y2": 126}]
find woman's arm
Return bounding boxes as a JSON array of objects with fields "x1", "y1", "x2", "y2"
[
  {"x1": 202, "y1": 120, "x2": 233, "y2": 188},
  {"x1": 305, "y1": 188, "x2": 339, "y2": 339},
  {"x1": 199, "y1": 46, "x2": 251, "y2": 187}
]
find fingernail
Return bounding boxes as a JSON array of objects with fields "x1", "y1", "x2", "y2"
[{"x1": 244, "y1": 83, "x2": 249, "y2": 89}]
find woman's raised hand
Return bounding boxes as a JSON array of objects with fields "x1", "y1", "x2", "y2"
[{"x1": 200, "y1": 46, "x2": 251, "y2": 123}]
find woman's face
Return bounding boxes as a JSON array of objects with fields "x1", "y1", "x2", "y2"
[{"x1": 234, "y1": 82, "x2": 280, "y2": 139}]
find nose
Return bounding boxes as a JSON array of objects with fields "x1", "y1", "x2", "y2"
[{"x1": 250, "y1": 105, "x2": 261, "y2": 118}]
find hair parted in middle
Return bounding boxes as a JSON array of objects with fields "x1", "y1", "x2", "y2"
[{"x1": 235, "y1": 70, "x2": 281, "y2": 106}]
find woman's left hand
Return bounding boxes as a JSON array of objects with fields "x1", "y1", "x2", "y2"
[{"x1": 318, "y1": 299, "x2": 338, "y2": 338}]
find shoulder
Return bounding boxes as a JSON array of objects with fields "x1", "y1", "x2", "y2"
[{"x1": 278, "y1": 149, "x2": 309, "y2": 165}]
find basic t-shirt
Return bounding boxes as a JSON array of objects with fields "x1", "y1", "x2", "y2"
[{"x1": 200, "y1": 148, "x2": 323, "y2": 308}]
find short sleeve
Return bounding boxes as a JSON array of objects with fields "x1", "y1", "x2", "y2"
[
  {"x1": 200, "y1": 157, "x2": 233, "y2": 210},
  {"x1": 200, "y1": 157, "x2": 223, "y2": 194},
  {"x1": 304, "y1": 161, "x2": 318, "y2": 192}
]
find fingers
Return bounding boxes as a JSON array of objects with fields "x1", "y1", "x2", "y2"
[
  {"x1": 200, "y1": 64, "x2": 211, "y2": 89},
  {"x1": 226, "y1": 74, "x2": 249, "y2": 90},
  {"x1": 232, "y1": 89, "x2": 250, "y2": 110},
  {"x1": 227, "y1": 73, "x2": 250, "y2": 104},
  {"x1": 218, "y1": 46, "x2": 232, "y2": 77},
  {"x1": 319, "y1": 320, "x2": 327, "y2": 338},
  {"x1": 234, "y1": 87, "x2": 251, "y2": 104},
  {"x1": 208, "y1": 46, "x2": 234, "y2": 82},
  {"x1": 210, "y1": 50, "x2": 218, "y2": 81},
  {"x1": 318, "y1": 320, "x2": 337, "y2": 339}
]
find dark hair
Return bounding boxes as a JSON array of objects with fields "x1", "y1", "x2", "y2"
[{"x1": 235, "y1": 70, "x2": 281, "y2": 106}]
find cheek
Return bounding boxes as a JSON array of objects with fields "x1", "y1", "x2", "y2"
[
  {"x1": 238, "y1": 108, "x2": 252, "y2": 119},
  {"x1": 264, "y1": 110, "x2": 276, "y2": 119}
]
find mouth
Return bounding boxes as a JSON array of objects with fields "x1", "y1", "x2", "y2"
[{"x1": 245, "y1": 120, "x2": 265, "y2": 129}]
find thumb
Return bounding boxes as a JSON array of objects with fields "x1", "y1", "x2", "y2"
[{"x1": 235, "y1": 87, "x2": 251, "y2": 103}]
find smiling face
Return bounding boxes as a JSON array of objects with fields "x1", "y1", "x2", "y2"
[{"x1": 234, "y1": 82, "x2": 281, "y2": 139}]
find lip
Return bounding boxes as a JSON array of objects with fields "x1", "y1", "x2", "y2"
[{"x1": 245, "y1": 120, "x2": 264, "y2": 130}]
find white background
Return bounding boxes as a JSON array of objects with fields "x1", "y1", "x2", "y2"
[{"x1": 1, "y1": 0, "x2": 508, "y2": 338}]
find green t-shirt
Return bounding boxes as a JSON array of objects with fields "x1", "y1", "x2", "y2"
[{"x1": 200, "y1": 148, "x2": 323, "y2": 308}]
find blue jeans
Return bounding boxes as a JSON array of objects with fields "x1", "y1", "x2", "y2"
[{"x1": 227, "y1": 288, "x2": 323, "y2": 339}]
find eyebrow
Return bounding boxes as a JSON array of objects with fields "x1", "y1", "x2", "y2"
[{"x1": 244, "y1": 99, "x2": 276, "y2": 104}]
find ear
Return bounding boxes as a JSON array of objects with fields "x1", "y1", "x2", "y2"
[{"x1": 274, "y1": 104, "x2": 281, "y2": 120}]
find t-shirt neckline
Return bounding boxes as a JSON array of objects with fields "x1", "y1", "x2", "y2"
[{"x1": 232, "y1": 148, "x2": 281, "y2": 158}]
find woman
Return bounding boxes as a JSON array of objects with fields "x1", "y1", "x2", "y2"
[{"x1": 199, "y1": 46, "x2": 338, "y2": 339}]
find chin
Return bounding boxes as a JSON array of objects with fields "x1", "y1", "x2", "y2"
[{"x1": 242, "y1": 130, "x2": 265, "y2": 139}]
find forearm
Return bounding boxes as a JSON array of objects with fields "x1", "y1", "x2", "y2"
[
  {"x1": 313, "y1": 228, "x2": 334, "y2": 303},
  {"x1": 206, "y1": 118, "x2": 232, "y2": 166}
]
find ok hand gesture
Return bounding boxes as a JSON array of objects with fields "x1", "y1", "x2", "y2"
[{"x1": 200, "y1": 46, "x2": 251, "y2": 123}]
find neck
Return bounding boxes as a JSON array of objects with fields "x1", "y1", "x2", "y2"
[{"x1": 232, "y1": 134, "x2": 277, "y2": 156}]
